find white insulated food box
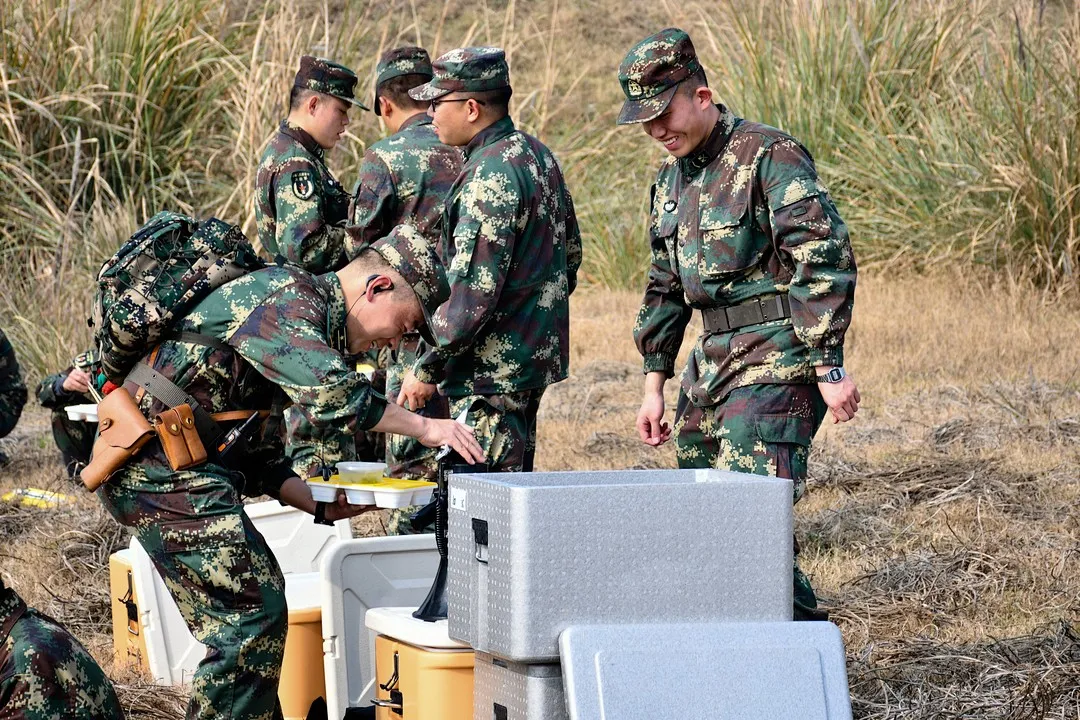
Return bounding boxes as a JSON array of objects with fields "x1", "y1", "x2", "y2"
[
  {"x1": 446, "y1": 469, "x2": 794, "y2": 662},
  {"x1": 474, "y1": 652, "x2": 567, "y2": 720}
]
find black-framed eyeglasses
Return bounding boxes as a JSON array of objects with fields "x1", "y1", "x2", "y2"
[{"x1": 430, "y1": 97, "x2": 486, "y2": 111}]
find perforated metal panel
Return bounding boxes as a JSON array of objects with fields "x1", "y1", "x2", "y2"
[
  {"x1": 473, "y1": 652, "x2": 566, "y2": 720},
  {"x1": 447, "y1": 469, "x2": 794, "y2": 662}
]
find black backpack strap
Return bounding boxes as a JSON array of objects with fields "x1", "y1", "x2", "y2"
[{"x1": 126, "y1": 362, "x2": 223, "y2": 445}]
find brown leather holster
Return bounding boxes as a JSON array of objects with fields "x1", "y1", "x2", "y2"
[
  {"x1": 80, "y1": 388, "x2": 155, "y2": 492},
  {"x1": 154, "y1": 404, "x2": 208, "y2": 471}
]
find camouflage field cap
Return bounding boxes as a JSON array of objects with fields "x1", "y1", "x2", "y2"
[
  {"x1": 408, "y1": 47, "x2": 511, "y2": 102},
  {"x1": 374, "y1": 46, "x2": 433, "y2": 115},
  {"x1": 294, "y1": 55, "x2": 369, "y2": 110},
  {"x1": 616, "y1": 28, "x2": 700, "y2": 125},
  {"x1": 369, "y1": 227, "x2": 450, "y2": 345}
]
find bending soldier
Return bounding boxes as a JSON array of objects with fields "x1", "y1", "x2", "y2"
[
  {"x1": 619, "y1": 29, "x2": 860, "y2": 620},
  {"x1": 37, "y1": 352, "x2": 100, "y2": 477},
  {"x1": 96, "y1": 233, "x2": 481, "y2": 720},
  {"x1": 399, "y1": 47, "x2": 582, "y2": 473}
]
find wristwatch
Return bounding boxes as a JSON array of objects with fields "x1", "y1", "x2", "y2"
[
  {"x1": 313, "y1": 501, "x2": 334, "y2": 526},
  {"x1": 816, "y1": 367, "x2": 846, "y2": 383}
]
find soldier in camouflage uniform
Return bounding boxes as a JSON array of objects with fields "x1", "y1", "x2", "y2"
[
  {"x1": 255, "y1": 56, "x2": 366, "y2": 273},
  {"x1": 36, "y1": 354, "x2": 100, "y2": 478},
  {"x1": 619, "y1": 29, "x2": 860, "y2": 620},
  {"x1": 0, "y1": 329, "x2": 27, "y2": 467},
  {"x1": 0, "y1": 577, "x2": 123, "y2": 719},
  {"x1": 348, "y1": 45, "x2": 464, "y2": 534},
  {"x1": 96, "y1": 234, "x2": 482, "y2": 720},
  {"x1": 398, "y1": 48, "x2": 582, "y2": 473}
]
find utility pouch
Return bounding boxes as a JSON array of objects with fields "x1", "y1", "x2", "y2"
[
  {"x1": 80, "y1": 388, "x2": 155, "y2": 492},
  {"x1": 154, "y1": 404, "x2": 208, "y2": 471}
]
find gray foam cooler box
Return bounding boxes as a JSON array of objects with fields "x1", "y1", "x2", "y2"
[
  {"x1": 474, "y1": 652, "x2": 567, "y2": 720},
  {"x1": 559, "y1": 622, "x2": 852, "y2": 720},
  {"x1": 447, "y1": 469, "x2": 793, "y2": 662}
]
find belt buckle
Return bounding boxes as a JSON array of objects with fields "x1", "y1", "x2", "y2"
[{"x1": 758, "y1": 297, "x2": 772, "y2": 322}]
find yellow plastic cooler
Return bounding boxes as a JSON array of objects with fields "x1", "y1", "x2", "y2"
[
  {"x1": 367, "y1": 607, "x2": 474, "y2": 720},
  {"x1": 109, "y1": 549, "x2": 149, "y2": 672}
]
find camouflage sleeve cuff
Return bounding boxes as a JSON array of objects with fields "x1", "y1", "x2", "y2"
[
  {"x1": 808, "y1": 346, "x2": 845, "y2": 368},
  {"x1": 412, "y1": 356, "x2": 445, "y2": 385},
  {"x1": 356, "y1": 392, "x2": 387, "y2": 431},
  {"x1": 643, "y1": 352, "x2": 677, "y2": 377}
]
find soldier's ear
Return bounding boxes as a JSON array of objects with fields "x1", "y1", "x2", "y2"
[
  {"x1": 365, "y1": 275, "x2": 395, "y2": 300},
  {"x1": 694, "y1": 85, "x2": 713, "y2": 109},
  {"x1": 306, "y1": 93, "x2": 321, "y2": 116},
  {"x1": 379, "y1": 96, "x2": 393, "y2": 118}
]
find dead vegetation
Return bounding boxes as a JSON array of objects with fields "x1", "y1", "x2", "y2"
[{"x1": 2, "y1": 281, "x2": 1080, "y2": 718}]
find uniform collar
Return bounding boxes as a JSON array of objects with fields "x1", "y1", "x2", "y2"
[
  {"x1": 0, "y1": 587, "x2": 27, "y2": 644},
  {"x1": 319, "y1": 272, "x2": 349, "y2": 355},
  {"x1": 464, "y1": 115, "x2": 516, "y2": 159},
  {"x1": 397, "y1": 112, "x2": 432, "y2": 133},
  {"x1": 280, "y1": 120, "x2": 325, "y2": 160},
  {"x1": 679, "y1": 104, "x2": 737, "y2": 177}
]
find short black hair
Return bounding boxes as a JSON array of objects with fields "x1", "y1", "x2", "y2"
[
  {"x1": 289, "y1": 86, "x2": 317, "y2": 112},
  {"x1": 678, "y1": 67, "x2": 709, "y2": 97},
  {"x1": 467, "y1": 86, "x2": 513, "y2": 117},
  {"x1": 376, "y1": 73, "x2": 430, "y2": 112}
]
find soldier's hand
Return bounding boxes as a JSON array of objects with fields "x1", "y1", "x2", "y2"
[
  {"x1": 636, "y1": 390, "x2": 671, "y2": 446},
  {"x1": 418, "y1": 417, "x2": 485, "y2": 464},
  {"x1": 399, "y1": 371, "x2": 437, "y2": 411},
  {"x1": 819, "y1": 374, "x2": 861, "y2": 424},
  {"x1": 63, "y1": 368, "x2": 92, "y2": 394},
  {"x1": 324, "y1": 490, "x2": 377, "y2": 522}
]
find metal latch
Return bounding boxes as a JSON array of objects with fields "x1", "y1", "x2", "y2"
[{"x1": 472, "y1": 518, "x2": 489, "y2": 563}]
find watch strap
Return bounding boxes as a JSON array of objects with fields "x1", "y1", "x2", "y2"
[{"x1": 313, "y1": 501, "x2": 334, "y2": 526}]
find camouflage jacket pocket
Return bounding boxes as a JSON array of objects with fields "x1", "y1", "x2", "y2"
[
  {"x1": 161, "y1": 512, "x2": 265, "y2": 611},
  {"x1": 697, "y1": 198, "x2": 766, "y2": 279}
]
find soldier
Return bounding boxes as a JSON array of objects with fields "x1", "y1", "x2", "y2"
[
  {"x1": 619, "y1": 29, "x2": 860, "y2": 620},
  {"x1": 255, "y1": 55, "x2": 366, "y2": 274},
  {"x1": 0, "y1": 328, "x2": 27, "y2": 467},
  {"x1": 0, "y1": 577, "x2": 123, "y2": 720},
  {"x1": 37, "y1": 355, "x2": 99, "y2": 478},
  {"x1": 398, "y1": 47, "x2": 582, "y2": 473},
  {"x1": 348, "y1": 45, "x2": 463, "y2": 498},
  {"x1": 96, "y1": 233, "x2": 482, "y2": 720}
]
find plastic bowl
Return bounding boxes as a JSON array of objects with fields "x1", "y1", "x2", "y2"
[
  {"x1": 336, "y1": 461, "x2": 387, "y2": 484},
  {"x1": 307, "y1": 482, "x2": 338, "y2": 502}
]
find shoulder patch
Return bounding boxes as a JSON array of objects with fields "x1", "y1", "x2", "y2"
[{"x1": 292, "y1": 170, "x2": 315, "y2": 200}]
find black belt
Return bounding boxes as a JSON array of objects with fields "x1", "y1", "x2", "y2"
[{"x1": 701, "y1": 294, "x2": 791, "y2": 333}]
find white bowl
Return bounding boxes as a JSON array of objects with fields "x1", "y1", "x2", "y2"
[
  {"x1": 373, "y1": 489, "x2": 416, "y2": 509},
  {"x1": 306, "y1": 482, "x2": 338, "y2": 503},
  {"x1": 344, "y1": 487, "x2": 377, "y2": 505},
  {"x1": 336, "y1": 461, "x2": 387, "y2": 483}
]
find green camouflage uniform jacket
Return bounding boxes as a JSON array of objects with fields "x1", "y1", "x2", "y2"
[
  {"x1": 37, "y1": 369, "x2": 96, "y2": 476},
  {"x1": 255, "y1": 120, "x2": 352, "y2": 273},
  {"x1": 110, "y1": 265, "x2": 387, "y2": 493},
  {"x1": 634, "y1": 105, "x2": 857, "y2": 406},
  {"x1": 0, "y1": 586, "x2": 123, "y2": 719},
  {"x1": 347, "y1": 113, "x2": 462, "y2": 253},
  {"x1": 0, "y1": 329, "x2": 26, "y2": 439},
  {"x1": 413, "y1": 115, "x2": 582, "y2": 396}
]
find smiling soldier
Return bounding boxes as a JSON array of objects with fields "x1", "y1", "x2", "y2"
[{"x1": 619, "y1": 28, "x2": 860, "y2": 620}]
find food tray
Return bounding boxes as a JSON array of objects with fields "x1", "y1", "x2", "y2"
[
  {"x1": 65, "y1": 403, "x2": 99, "y2": 422},
  {"x1": 306, "y1": 475, "x2": 435, "y2": 509}
]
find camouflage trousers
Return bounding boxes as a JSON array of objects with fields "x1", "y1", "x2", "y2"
[
  {"x1": 100, "y1": 478, "x2": 287, "y2": 720},
  {"x1": 48, "y1": 412, "x2": 95, "y2": 479},
  {"x1": 673, "y1": 382, "x2": 828, "y2": 621},
  {"x1": 0, "y1": 589, "x2": 124, "y2": 720},
  {"x1": 386, "y1": 388, "x2": 545, "y2": 536}
]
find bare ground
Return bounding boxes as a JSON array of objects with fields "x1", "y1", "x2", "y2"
[{"x1": 2, "y1": 274, "x2": 1079, "y2": 718}]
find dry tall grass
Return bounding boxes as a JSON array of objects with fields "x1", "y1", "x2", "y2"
[{"x1": 3, "y1": 277, "x2": 1079, "y2": 718}]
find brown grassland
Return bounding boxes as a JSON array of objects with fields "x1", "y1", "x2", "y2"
[{"x1": 2, "y1": 0, "x2": 1080, "y2": 717}]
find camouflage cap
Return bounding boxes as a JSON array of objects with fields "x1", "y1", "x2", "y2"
[
  {"x1": 616, "y1": 28, "x2": 700, "y2": 125},
  {"x1": 408, "y1": 47, "x2": 512, "y2": 102},
  {"x1": 369, "y1": 227, "x2": 450, "y2": 346},
  {"x1": 294, "y1": 55, "x2": 369, "y2": 110},
  {"x1": 374, "y1": 46, "x2": 433, "y2": 116}
]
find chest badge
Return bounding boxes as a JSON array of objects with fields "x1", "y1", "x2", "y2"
[
  {"x1": 291, "y1": 170, "x2": 315, "y2": 201},
  {"x1": 663, "y1": 200, "x2": 677, "y2": 213}
]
